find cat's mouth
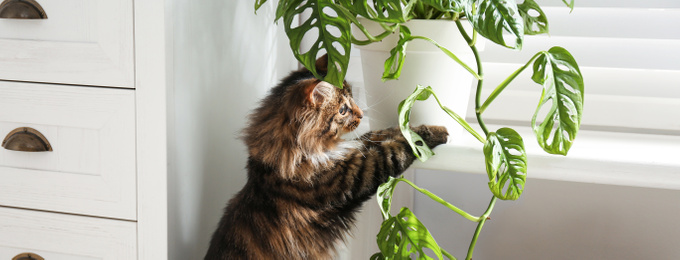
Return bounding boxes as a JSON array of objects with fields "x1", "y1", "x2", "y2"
[{"x1": 345, "y1": 119, "x2": 361, "y2": 132}]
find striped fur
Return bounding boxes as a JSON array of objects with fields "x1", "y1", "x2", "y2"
[{"x1": 205, "y1": 61, "x2": 448, "y2": 260}]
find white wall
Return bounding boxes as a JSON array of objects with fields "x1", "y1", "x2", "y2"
[{"x1": 168, "y1": 1, "x2": 296, "y2": 259}]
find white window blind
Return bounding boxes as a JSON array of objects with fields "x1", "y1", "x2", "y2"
[{"x1": 475, "y1": 0, "x2": 680, "y2": 135}]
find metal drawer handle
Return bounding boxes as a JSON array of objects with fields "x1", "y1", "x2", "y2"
[
  {"x1": 0, "y1": 0, "x2": 47, "y2": 19},
  {"x1": 12, "y1": 252, "x2": 45, "y2": 260},
  {"x1": 2, "y1": 127, "x2": 52, "y2": 152}
]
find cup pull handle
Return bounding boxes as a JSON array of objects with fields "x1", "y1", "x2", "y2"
[
  {"x1": 12, "y1": 252, "x2": 45, "y2": 260},
  {"x1": 2, "y1": 127, "x2": 52, "y2": 152},
  {"x1": 0, "y1": 0, "x2": 47, "y2": 19}
]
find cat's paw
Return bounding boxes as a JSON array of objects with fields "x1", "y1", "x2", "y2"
[{"x1": 412, "y1": 125, "x2": 449, "y2": 148}]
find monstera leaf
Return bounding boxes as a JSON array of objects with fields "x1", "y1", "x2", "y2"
[
  {"x1": 398, "y1": 86, "x2": 485, "y2": 161},
  {"x1": 278, "y1": 0, "x2": 352, "y2": 88},
  {"x1": 383, "y1": 25, "x2": 414, "y2": 80},
  {"x1": 377, "y1": 176, "x2": 401, "y2": 220},
  {"x1": 421, "y1": 0, "x2": 464, "y2": 13},
  {"x1": 531, "y1": 46, "x2": 584, "y2": 155},
  {"x1": 518, "y1": 0, "x2": 548, "y2": 35},
  {"x1": 484, "y1": 128, "x2": 527, "y2": 201},
  {"x1": 254, "y1": 0, "x2": 267, "y2": 11},
  {"x1": 377, "y1": 208, "x2": 444, "y2": 260},
  {"x1": 464, "y1": 0, "x2": 524, "y2": 49},
  {"x1": 383, "y1": 26, "x2": 480, "y2": 81},
  {"x1": 338, "y1": 0, "x2": 413, "y2": 23}
]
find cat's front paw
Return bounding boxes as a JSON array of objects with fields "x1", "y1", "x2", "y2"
[{"x1": 412, "y1": 125, "x2": 449, "y2": 148}]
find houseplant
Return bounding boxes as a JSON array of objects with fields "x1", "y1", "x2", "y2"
[{"x1": 255, "y1": 0, "x2": 584, "y2": 259}]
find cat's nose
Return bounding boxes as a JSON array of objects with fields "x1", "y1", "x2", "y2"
[{"x1": 354, "y1": 108, "x2": 364, "y2": 119}]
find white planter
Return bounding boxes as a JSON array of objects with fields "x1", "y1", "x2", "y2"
[{"x1": 354, "y1": 19, "x2": 483, "y2": 139}]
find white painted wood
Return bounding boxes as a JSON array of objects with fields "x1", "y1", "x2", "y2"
[
  {"x1": 134, "y1": 0, "x2": 169, "y2": 258},
  {"x1": 0, "y1": 82, "x2": 136, "y2": 220},
  {"x1": 541, "y1": 7, "x2": 680, "y2": 39},
  {"x1": 415, "y1": 124, "x2": 680, "y2": 190},
  {"x1": 0, "y1": 207, "x2": 136, "y2": 260},
  {"x1": 467, "y1": 89, "x2": 680, "y2": 134},
  {"x1": 0, "y1": 0, "x2": 134, "y2": 88}
]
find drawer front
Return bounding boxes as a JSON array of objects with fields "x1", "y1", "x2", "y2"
[
  {"x1": 0, "y1": 207, "x2": 136, "y2": 260},
  {"x1": 0, "y1": 0, "x2": 134, "y2": 88},
  {"x1": 0, "y1": 82, "x2": 136, "y2": 220}
]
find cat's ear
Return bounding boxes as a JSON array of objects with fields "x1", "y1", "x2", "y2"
[
  {"x1": 315, "y1": 54, "x2": 328, "y2": 72},
  {"x1": 304, "y1": 80, "x2": 334, "y2": 106}
]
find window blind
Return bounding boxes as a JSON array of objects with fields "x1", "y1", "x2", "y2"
[{"x1": 475, "y1": 0, "x2": 680, "y2": 135}]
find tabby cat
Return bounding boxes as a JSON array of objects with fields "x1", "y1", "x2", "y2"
[{"x1": 204, "y1": 56, "x2": 449, "y2": 259}]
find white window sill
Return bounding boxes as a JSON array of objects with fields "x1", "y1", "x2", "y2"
[{"x1": 414, "y1": 124, "x2": 680, "y2": 190}]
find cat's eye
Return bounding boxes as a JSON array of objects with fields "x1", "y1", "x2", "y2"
[{"x1": 339, "y1": 105, "x2": 348, "y2": 115}]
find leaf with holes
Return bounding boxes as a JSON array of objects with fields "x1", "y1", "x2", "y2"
[
  {"x1": 518, "y1": 0, "x2": 548, "y2": 35},
  {"x1": 377, "y1": 207, "x2": 444, "y2": 260},
  {"x1": 399, "y1": 85, "x2": 485, "y2": 161},
  {"x1": 464, "y1": 0, "x2": 524, "y2": 49},
  {"x1": 531, "y1": 47, "x2": 584, "y2": 155},
  {"x1": 421, "y1": 0, "x2": 464, "y2": 13},
  {"x1": 377, "y1": 176, "x2": 401, "y2": 220},
  {"x1": 338, "y1": 0, "x2": 413, "y2": 23},
  {"x1": 398, "y1": 86, "x2": 436, "y2": 162},
  {"x1": 383, "y1": 25, "x2": 414, "y2": 80},
  {"x1": 484, "y1": 128, "x2": 527, "y2": 201},
  {"x1": 279, "y1": 0, "x2": 352, "y2": 88}
]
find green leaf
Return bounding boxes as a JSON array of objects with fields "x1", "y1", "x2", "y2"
[
  {"x1": 383, "y1": 27, "x2": 481, "y2": 81},
  {"x1": 562, "y1": 0, "x2": 575, "y2": 12},
  {"x1": 464, "y1": 0, "x2": 524, "y2": 49},
  {"x1": 254, "y1": 0, "x2": 268, "y2": 13},
  {"x1": 399, "y1": 86, "x2": 485, "y2": 161},
  {"x1": 377, "y1": 176, "x2": 401, "y2": 220},
  {"x1": 484, "y1": 128, "x2": 527, "y2": 201},
  {"x1": 280, "y1": 0, "x2": 353, "y2": 88},
  {"x1": 531, "y1": 47, "x2": 584, "y2": 155},
  {"x1": 370, "y1": 252, "x2": 387, "y2": 260},
  {"x1": 420, "y1": 0, "x2": 464, "y2": 13},
  {"x1": 377, "y1": 208, "x2": 444, "y2": 260},
  {"x1": 518, "y1": 0, "x2": 548, "y2": 35},
  {"x1": 275, "y1": 0, "x2": 303, "y2": 22},
  {"x1": 383, "y1": 25, "x2": 413, "y2": 80},
  {"x1": 338, "y1": 0, "x2": 413, "y2": 23},
  {"x1": 398, "y1": 86, "x2": 436, "y2": 162}
]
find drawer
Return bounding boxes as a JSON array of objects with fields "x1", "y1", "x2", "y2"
[
  {"x1": 0, "y1": 207, "x2": 136, "y2": 260},
  {"x1": 0, "y1": 81, "x2": 136, "y2": 220},
  {"x1": 0, "y1": 0, "x2": 134, "y2": 88}
]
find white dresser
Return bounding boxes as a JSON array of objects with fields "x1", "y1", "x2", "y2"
[{"x1": 0, "y1": 0, "x2": 168, "y2": 259}]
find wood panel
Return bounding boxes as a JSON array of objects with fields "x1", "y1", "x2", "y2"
[
  {"x1": 0, "y1": 207, "x2": 136, "y2": 260},
  {"x1": 0, "y1": 82, "x2": 136, "y2": 220},
  {"x1": 0, "y1": 0, "x2": 134, "y2": 88}
]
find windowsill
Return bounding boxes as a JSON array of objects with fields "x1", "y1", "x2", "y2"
[{"x1": 414, "y1": 124, "x2": 680, "y2": 190}]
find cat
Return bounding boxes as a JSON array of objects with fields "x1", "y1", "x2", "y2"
[{"x1": 204, "y1": 56, "x2": 449, "y2": 259}]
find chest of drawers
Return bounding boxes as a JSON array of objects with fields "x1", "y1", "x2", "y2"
[{"x1": 0, "y1": 0, "x2": 167, "y2": 258}]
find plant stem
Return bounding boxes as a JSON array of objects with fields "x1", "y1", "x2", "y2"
[
  {"x1": 411, "y1": 36, "x2": 481, "y2": 80},
  {"x1": 456, "y1": 19, "x2": 499, "y2": 260},
  {"x1": 455, "y1": 20, "x2": 488, "y2": 136},
  {"x1": 442, "y1": 249, "x2": 457, "y2": 260},
  {"x1": 350, "y1": 21, "x2": 397, "y2": 45},
  {"x1": 426, "y1": 88, "x2": 486, "y2": 143},
  {"x1": 399, "y1": 178, "x2": 482, "y2": 222},
  {"x1": 478, "y1": 52, "x2": 543, "y2": 115},
  {"x1": 465, "y1": 196, "x2": 497, "y2": 260}
]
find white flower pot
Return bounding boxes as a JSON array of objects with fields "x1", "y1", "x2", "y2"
[{"x1": 354, "y1": 19, "x2": 483, "y2": 139}]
